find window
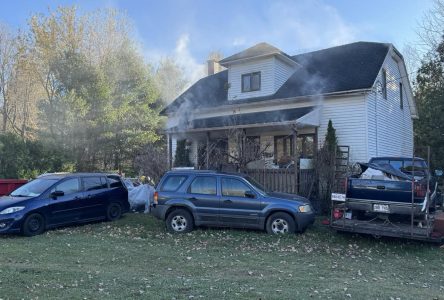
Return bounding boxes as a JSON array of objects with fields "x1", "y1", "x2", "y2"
[
  {"x1": 107, "y1": 175, "x2": 123, "y2": 188},
  {"x1": 382, "y1": 69, "x2": 387, "y2": 99},
  {"x1": 161, "y1": 175, "x2": 188, "y2": 192},
  {"x1": 53, "y1": 178, "x2": 81, "y2": 195},
  {"x1": 274, "y1": 135, "x2": 294, "y2": 166},
  {"x1": 189, "y1": 176, "x2": 217, "y2": 195},
  {"x1": 399, "y1": 82, "x2": 403, "y2": 109},
  {"x1": 241, "y1": 72, "x2": 261, "y2": 92},
  {"x1": 83, "y1": 177, "x2": 107, "y2": 191},
  {"x1": 221, "y1": 178, "x2": 252, "y2": 197}
]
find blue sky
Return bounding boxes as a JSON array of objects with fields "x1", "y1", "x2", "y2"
[{"x1": 0, "y1": 0, "x2": 432, "y2": 81}]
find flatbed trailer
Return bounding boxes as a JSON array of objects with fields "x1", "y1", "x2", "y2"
[
  {"x1": 330, "y1": 217, "x2": 443, "y2": 243},
  {"x1": 330, "y1": 196, "x2": 444, "y2": 243}
]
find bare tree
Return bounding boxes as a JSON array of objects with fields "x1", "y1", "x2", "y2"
[
  {"x1": 134, "y1": 143, "x2": 168, "y2": 184},
  {"x1": 0, "y1": 22, "x2": 18, "y2": 132}
]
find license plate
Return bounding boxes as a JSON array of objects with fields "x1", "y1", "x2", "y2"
[
  {"x1": 331, "y1": 193, "x2": 346, "y2": 201},
  {"x1": 373, "y1": 204, "x2": 390, "y2": 213}
]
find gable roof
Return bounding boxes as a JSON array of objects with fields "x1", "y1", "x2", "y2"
[
  {"x1": 162, "y1": 41, "x2": 390, "y2": 115},
  {"x1": 219, "y1": 42, "x2": 291, "y2": 65}
]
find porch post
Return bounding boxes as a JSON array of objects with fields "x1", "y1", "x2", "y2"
[
  {"x1": 167, "y1": 133, "x2": 173, "y2": 170},
  {"x1": 206, "y1": 132, "x2": 210, "y2": 169},
  {"x1": 292, "y1": 127, "x2": 299, "y2": 194}
]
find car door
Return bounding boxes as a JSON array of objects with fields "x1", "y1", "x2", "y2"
[
  {"x1": 81, "y1": 176, "x2": 109, "y2": 220},
  {"x1": 47, "y1": 177, "x2": 85, "y2": 226},
  {"x1": 220, "y1": 177, "x2": 261, "y2": 227},
  {"x1": 186, "y1": 176, "x2": 220, "y2": 225}
]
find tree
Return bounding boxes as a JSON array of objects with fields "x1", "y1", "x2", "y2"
[
  {"x1": 174, "y1": 139, "x2": 192, "y2": 167},
  {"x1": 154, "y1": 57, "x2": 188, "y2": 104},
  {"x1": 0, "y1": 22, "x2": 18, "y2": 132},
  {"x1": 414, "y1": 37, "x2": 444, "y2": 169}
]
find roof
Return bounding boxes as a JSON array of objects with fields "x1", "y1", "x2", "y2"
[
  {"x1": 38, "y1": 172, "x2": 120, "y2": 179},
  {"x1": 162, "y1": 42, "x2": 391, "y2": 115},
  {"x1": 191, "y1": 106, "x2": 313, "y2": 130},
  {"x1": 166, "y1": 169, "x2": 247, "y2": 177},
  {"x1": 219, "y1": 42, "x2": 291, "y2": 65}
]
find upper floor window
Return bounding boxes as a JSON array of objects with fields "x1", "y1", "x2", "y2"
[
  {"x1": 381, "y1": 68, "x2": 387, "y2": 99},
  {"x1": 242, "y1": 72, "x2": 261, "y2": 92},
  {"x1": 399, "y1": 82, "x2": 403, "y2": 109}
]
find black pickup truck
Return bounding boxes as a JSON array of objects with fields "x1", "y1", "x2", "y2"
[{"x1": 344, "y1": 157, "x2": 442, "y2": 216}]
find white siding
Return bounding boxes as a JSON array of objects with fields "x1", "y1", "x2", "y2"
[
  {"x1": 318, "y1": 96, "x2": 367, "y2": 162},
  {"x1": 274, "y1": 57, "x2": 295, "y2": 91},
  {"x1": 366, "y1": 53, "x2": 413, "y2": 159},
  {"x1": 228, "y1": 57, "x2": 275, "y2": 100}
]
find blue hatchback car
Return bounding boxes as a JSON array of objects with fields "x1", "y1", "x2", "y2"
[
  {"x1": 0, "y1": 173, "x2": 129, "y2": 236},
  {"x1": 151, "y1": 170, "x2": 315, "y2": 234}
]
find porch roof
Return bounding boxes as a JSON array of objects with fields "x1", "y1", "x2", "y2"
[{"x1": 169, "y1": 106, "x2": 316, "y2": 133}]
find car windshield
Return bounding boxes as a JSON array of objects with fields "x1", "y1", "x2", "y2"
[
  {"x1": 245, "y1": 176, "x2": 268, "y2": 193},
  {"x1": 10, "y1": 178, "x2": 58, "y2": 197}
]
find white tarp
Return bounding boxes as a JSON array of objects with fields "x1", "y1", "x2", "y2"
[
  {"x1": 360, "y1": 167, "x2": 400, "y2": 181},
  {"x1": 127, "y1": 184, "x2": 154, "y2": 213}
]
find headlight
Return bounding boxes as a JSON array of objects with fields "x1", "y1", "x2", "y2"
[
  {"x1": 298, "y1": 204, "x2": 312, "y2": 213},
  {"x1": 0, "y1": 207, "x2": 25, "y2": 215}
]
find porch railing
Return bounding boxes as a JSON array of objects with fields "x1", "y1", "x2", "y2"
[{"x1": 244, "y1": 169, "x2": 315, "y2": 196}]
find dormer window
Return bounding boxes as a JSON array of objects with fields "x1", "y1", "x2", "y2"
[{"x1": 242, "y1": 72, "x2": 261, "y2": 92}]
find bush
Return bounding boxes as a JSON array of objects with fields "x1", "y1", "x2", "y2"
[{"x1": 0, "y1": 133, "x2": 74, "y2": 179}]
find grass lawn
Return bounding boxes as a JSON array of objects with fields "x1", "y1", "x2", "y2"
[{"x1": 0, "y1": 214, "x2": 443, "y2": 299}]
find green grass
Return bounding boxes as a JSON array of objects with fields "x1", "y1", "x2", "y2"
[{"x1": 0, "y1": 214, "x2": 443, "y2": 299}]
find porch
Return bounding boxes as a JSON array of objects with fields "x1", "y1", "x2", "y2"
[{"x1": 166, "y1": 106, "x2": 320, "y2": 196}]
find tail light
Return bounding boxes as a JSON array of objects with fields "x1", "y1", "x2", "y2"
[
  {"x1": 414, "y1": 182, "x2": 427, "y2": 198},
  {"x1": 153, "y1": 192, "x2": 158, "y2": 205},
  {"x1": 333, "y1": 208, "x2": 343, "y2": 220}
]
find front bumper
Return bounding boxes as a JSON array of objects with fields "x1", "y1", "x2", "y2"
[
  {"x1": 0, "y1": 215, "x2": 23, "y2": 234},
  {"x1": 295, "y1": 211, "x2": 315, "y2": 231}
]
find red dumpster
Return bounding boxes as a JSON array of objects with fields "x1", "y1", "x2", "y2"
[{"x1": 0, "y1": 179, "x2": 28, "y2": 196}]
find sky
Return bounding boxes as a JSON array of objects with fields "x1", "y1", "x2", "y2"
[{"x1": 0, "y1": 0, "x2": 434, "y2": 82}]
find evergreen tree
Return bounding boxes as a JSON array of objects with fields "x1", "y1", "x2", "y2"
[
  {"x1": 414, "y1": 38, "x2": 444, "y2": 169},
  {"x1": 174, "y1": 139, "x2": 191, "y2": 167}
]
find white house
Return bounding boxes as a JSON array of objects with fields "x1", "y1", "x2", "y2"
[{"x1": 162, "y1": 41, "x2": 417, "y2": 170}]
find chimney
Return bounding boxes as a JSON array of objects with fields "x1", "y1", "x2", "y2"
[{"x1": 207, "y1": 59, "x2": 218, "y2": 75}]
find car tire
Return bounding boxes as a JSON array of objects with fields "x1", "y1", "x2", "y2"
[
  {"x1": 106, "y1": 202, "x2": 122, "y2": 221},
  {"x1": 22, "y1": 213, "x2": 46, "y2": 237},
  {"x1": 266, "y1": 212, "x2": 296, "y2": 235},
  {"x1": 166, "y1": 209, "x2": 194, "y2": 233}
]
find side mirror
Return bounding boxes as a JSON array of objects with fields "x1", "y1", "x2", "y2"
[
  {"x1": 51, "y1": 190, "x2": 64, "y2": 199},
  {"x1": 435, "y1": 170, "x2": 443, "y2": 177},
  {"x1": 245, "y1": 190, "x2": 256, "y2": 199}
]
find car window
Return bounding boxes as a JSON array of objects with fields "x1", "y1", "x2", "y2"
[
  {"x1": 83, "y1": 177, "x2": 107, "y2": 191},
  {"x1": 189, "y1": 176, "x2": 217, "y2": 195},
  {"x1": 161, "y1": 175, "x2": 188, "y2": 192},
  {"x1": 107, "y1": 175, "x2": 123, "y2": 188},
  {"x1": 221, "y1": 178, "x2": 252, "y2": 197},
  {"x1": 11, "y1": 178, "x2": 58, "y2": 197},
  {"x1": 52, "y1": 178, "x2": 81, "y2": 195}
]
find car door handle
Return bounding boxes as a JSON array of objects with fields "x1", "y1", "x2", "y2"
[
  {"x1": 223, "y1": 199, "x2": 233, "y2": 204},
  {"x1": 376, "y1": 185, "x2": 386, "y2": 190},
  {"x1": 188, "y1": 197, "x2": 198, "y2": 201}
]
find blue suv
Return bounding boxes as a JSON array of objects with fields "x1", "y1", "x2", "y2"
[
  {"x1": 151, "y1": 170, "x2": 315, "y2": 234},
  {"x1": 0, "y1": 173, "x2": 129, "y2": 236}
]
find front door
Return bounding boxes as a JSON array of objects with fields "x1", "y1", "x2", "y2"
[
  {"x1": 186, "y1": 176, "x2": 220, "y2": 225},
  {"x1": 220, "y1": 177, "x2": 261, "y2": 226},
  {"x1": 47, "y1": 178, "x2": 84, "y2": 226}
]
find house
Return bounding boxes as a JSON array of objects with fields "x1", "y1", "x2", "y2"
[{"x1": 162, "y1": 41, "x2": 417, "y2": 173}]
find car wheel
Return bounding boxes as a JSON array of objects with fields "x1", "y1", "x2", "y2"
[
  {"x1": 106, "y1": 202, "x2": 122, "y2": 221},
  {"x1": 166, "y1": 209, "x2": 193, "y2": 233},
  {"x1": 266, "y1": 212, "x2": 296, "y2": 234},
  {"x1": 22, "y1": 213, "x2": 45, "y2": 237}
]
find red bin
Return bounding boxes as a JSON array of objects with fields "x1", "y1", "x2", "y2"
[{"x1": 0, "y1": 179, "x2": 28, "y2": 196}]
